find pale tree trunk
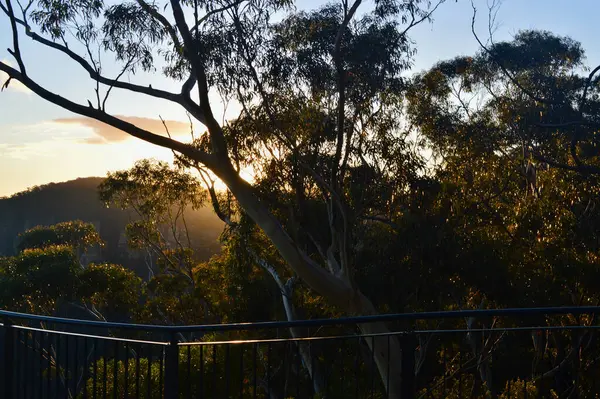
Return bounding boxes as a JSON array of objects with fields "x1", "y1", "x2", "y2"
[
  {"x1": 255, "y1": 256, "x2": 325, "y2": 394},
  {"x1": 217, "y1": 165, "x2": 405, "y2": 398}
]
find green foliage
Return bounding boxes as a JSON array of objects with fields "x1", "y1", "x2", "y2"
[
  {"x1": 99, "y1": 159, "x2": 209, "y2": 274},
  {"x1": 0, "y1": 221, "x2": 144, "y2": 317},
  {"x1": 99, "y1": 159, "x2": 206, "y2": 215},
  {"x1": 79, "y1": 263, "x2": 142, "y2": 314},
  {"x1": 0, "y1": 244, "x2": 79, "y2": 312},
  {"x1": 17, "y1": 220, "x2": 103, "y2": 253},
  {"x1": 81, "y1": 356, "x2": 163, "y2": 399}
]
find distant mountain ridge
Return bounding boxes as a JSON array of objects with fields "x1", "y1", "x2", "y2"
[{"x1": 0, "y1": 177, "x2": 224, "y2": 273}]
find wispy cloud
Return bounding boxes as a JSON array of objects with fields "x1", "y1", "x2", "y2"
[
  {"x1": 0, "y1": 59, "x2": 31, "y2": 94},
  {"x1": 52, "y1": 115, "x2": 193, "y2": 144},
  {"x1": 0, "y1": 121, "x2": 96, "y2": 160},
  {"x1": 0, "y1": 137, "x2": 80, "y2": 160}
]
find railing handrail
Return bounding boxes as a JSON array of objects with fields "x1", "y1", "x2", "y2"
[{"x1": 1, "y1": 306, "x2": 599, "y2": 334}]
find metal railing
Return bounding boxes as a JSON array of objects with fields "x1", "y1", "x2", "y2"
[{"x1": 1, "y1": 306, "x2": 600, "y2": 398}]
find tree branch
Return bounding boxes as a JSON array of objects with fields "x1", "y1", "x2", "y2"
[
  {"x1": 5, "y1": 0, "x2": 27, "y2": 73},
  {"x1": 470, "y1": 2, "x2": 563, "y2": 106},
  {"x1": 136, "y1": 0, "x2": 182, "y2": 49},
  {"x1": 399, "y1": 0, "x2": 446, "y2": 38},
  {"x1": 4, "y1": 14, "x2": 208, "y2": 123},
  {"x1": 531, "y1": 149, "x2": 600, "y2": 175},
  {"x1": 332, "y1": 0, "x2": 362, "y2": 185},
  {"x1": 190, "y1": 0, "x2": 246, "y2": 33},
  {"x1": 0, "y1": 61, "x2": 216, "y2": 167},
  {"x1": 169, "y1": 0, "x2": 227, "y2": 156}
]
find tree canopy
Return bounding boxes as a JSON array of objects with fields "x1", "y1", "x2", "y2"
[{"x1": 2, "y1": 0, "x2": 600, "y2": 396}]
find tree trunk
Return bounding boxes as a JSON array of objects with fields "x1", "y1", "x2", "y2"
[
  {"x1": 352, "y1": 291, "x2": 404, "y2": 399},
  {"x1": 216, "y1": 165, "x2": 405, "y2": 398},
  {"x1": 256, "y1": 257, "x2": 326, "y2": 394}
]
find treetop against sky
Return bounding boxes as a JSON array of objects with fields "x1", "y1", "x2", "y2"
[{"x1": 0, "y1": 0, "x2": 598, "y2": 197}]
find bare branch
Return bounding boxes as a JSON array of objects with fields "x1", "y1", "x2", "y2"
[
  {"x1": 190, "y1": 0, "x2": 246, "y2": 33},
  {"x1": 102, "y1": 54, "x2": 136, "y2": 111},
  {"x1": 470, "y1": 2, "x2": 562, "y2": 106},
  {"x1": 399, "y1": 0, "x2": 446, "y2": 38},
  {"x1": 5, "y1": 0, "x2": 27, "y2": 73},
  {"x1": 579, "y1": 64, "x2": 600, "y2": 112}
]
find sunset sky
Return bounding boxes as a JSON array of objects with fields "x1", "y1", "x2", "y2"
[{"x1": 1, "y1": 0, "x2": 599, "y2": 197}]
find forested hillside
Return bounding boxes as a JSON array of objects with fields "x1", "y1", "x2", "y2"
[{"x1": 0, "y1": 177, "x2": 223, "y2": 264}]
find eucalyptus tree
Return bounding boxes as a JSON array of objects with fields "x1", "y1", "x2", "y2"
[
  {"x1": 0, "y1": 221, "x2": 141, "y2": 318},
  {"x1": 404, "y1": 27, "x2": 600, "y2": 396},
  {"x1": 0, "y1": 0, "x2": 447, "y2": 394}
]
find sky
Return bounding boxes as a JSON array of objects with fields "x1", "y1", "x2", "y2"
[{"x1": 1, "y1": 0, "x2": 599, "y2": 197}]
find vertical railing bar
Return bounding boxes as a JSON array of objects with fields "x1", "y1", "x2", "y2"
[
  {"x1": 267, "y1": 343, "x2": 272, "y2": 399},
  {"x1": 458, "y1": 350, "x2": 462, "y2": 399},
  {"x1": 164, "y1": 333, "x2": 179, "y2": 399},
  {"x1": 442, "y1": 344, "x2": 447, "y2": 397},
  {"x1": 310, "y1": 340, "x2": 315, "y2": 399},
  {"x1": 211, "y1": 346, "x2": 217, "y2": 398},
  {"x1": 146, "y1": 345, "x2": 152, "y2": 399},
  {"x1": 339, "y1": 338, "x2": 345, "y2": 399},
  {"x1": 3, "y1": 317, "x2": 14, "y2": 399},
  {"x1": 46, "y1": 330, "x2": 51, "y2": 399},
  {"x1": 370, "y1": 336, "x2": 375, "y2": 399},
  {"x1": 400, "y1": 333, "x2": 416, "y2": 399},
  {"x1": 93, "y1": 338, "x2": 98, "y2": 399},
  {"x1": 56, "y1": 331, "x2": 61, "y2": 399},
  {"x1": 39, "y1": 330, "x2": 44, "y2": 399},
  {"x1": 14, "y1": 327, "x2": 18, "y2": 399},
  {"x1": 124, "y1": 342, "x2": 129, "y2": 399},
  {"x1": 354, "y1": 336, "x2": 360, "y2": 399},
  {"x1": 24, "y1": 328, "x2": 29, "y2": 399},
  {"x1": 158, "y1": 346, "x2": 164, "y2": 398},
  {"x1": 386, "y1": 335, "x2": 391, "y2": 399},
  {"x1": 239, "y1": 344, "x2": 244, "y2": 399},
  {"x1": 135, "y1": 343, "x2": 141, "y2": 399},
  {"x1": 308, "y1": 327, "x2": 313, "y2": 399},
  {"x1": 17, "y1": 328, "x2": 22, "y2": 399},
  {"x1": 112, "y1": 340, "x2": 118, "y2": 399},
  {"x1": 83, "y1": 337, "x2": 89, "y2": 399},
  {"x1": 198, "y1": 345, "x2": 203, "y2": 399},
  {"x1": 325, "y1": 340, "x2": 331, "y2": 399},
  {"x1": 225, "y1": 344, "x2": 230, "y2": 399},
  {"x1": 34, "y1": 329, "x2": 39, "y2": 399},
  {"x1": 102, "y1": 338, "x2": 107, "y2": 399},
  {"x1": 187, "y1": 345, "x2": 191, "y2": 399},
  {"x1": 282, "y1": 341, "x2": 288, "y2": 398},
  {"x1": 65, "y1": 333, "x2": 69, "y2": 399},
  {"x1": 16, "y1": 328, "x2": 21, "y2": 399},
  {"x1": 295, "y1": 342, "x2": 301, "y2": 399},
  {"x1": 74, "y1": 334, "x2": 79, "y2": 398},
  {"x1": 252, "y1": 344, "x2": 257, "y2": 399}
]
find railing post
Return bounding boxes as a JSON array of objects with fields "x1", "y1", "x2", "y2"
[
  {"x1": 3, "y1": 317, "x2": 14, "y2": 399},
  {"x1": 400, "y1": 333, "x2": 416, "y2": 399},
  {"x1": 164, "y1": 333, "x2": 179, "y2": 399}
]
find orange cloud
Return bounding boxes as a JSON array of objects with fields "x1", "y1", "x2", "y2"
[{"x1": 53, "y1": 115, "x2": 193, "y2": 144}]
